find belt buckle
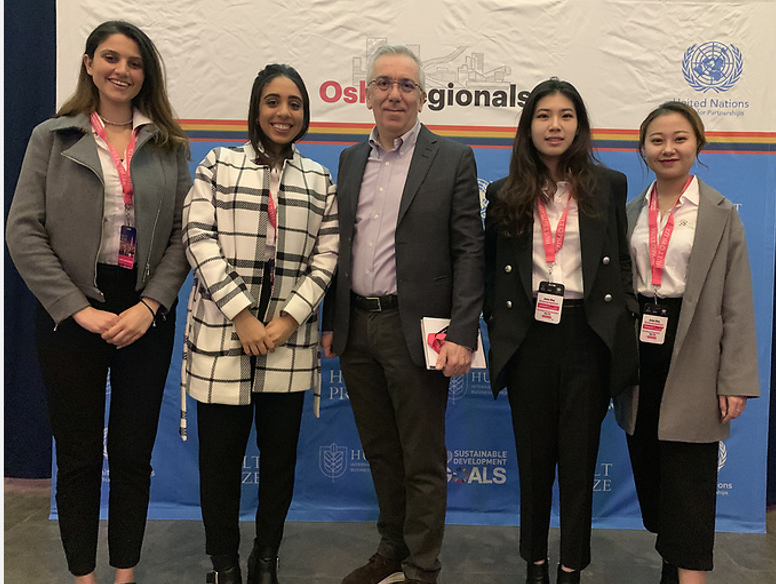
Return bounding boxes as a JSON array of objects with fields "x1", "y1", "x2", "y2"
[{"x1": 367, "y1": 296, "x2": 381, "y2": 311}]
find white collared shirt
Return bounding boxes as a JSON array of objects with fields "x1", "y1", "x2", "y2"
[
  {"x1": 531, "y1": 181, "x2": 584, "y2": 298},
  {"x1": 95, "y1": 109, "x2": 152, "y2": 265},
  {"x1": 630, "y1": 175, "x2": 700, "y2": 298}
]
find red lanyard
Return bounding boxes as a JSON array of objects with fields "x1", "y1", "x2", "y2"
[
  {"x1": 90, "y1": 112, "x2": 137, "y2": 207},
  {"x1": 268, "y1": 191, "x2": 277, "y2": 230},
  {"x1": 647, "y1": 175, "x2": 694, "y2": 288},
  {"x1": 536, "y1": 192, "x2": 571, "y2": 267}
]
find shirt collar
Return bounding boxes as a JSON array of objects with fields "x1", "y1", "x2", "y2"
[
  {"x1": 368, "y1": 119, "x2": 421, "y2": 157},
  {"x1": 642, "y1": 175, "x2": 700, "y2": 208}
]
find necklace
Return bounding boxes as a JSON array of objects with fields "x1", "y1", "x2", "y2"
[{"x1": 98, "y1": 114, "x2": 133, "y2": 127}]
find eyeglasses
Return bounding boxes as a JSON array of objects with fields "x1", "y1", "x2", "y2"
[{"x1": 368, "y1": 76, "x2": 421, "y2": 93}]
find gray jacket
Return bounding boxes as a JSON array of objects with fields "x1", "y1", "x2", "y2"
[
  {"x1": 6, "y1": 113, "x2": 191, "y2": 324},
  {"x1": 614, "y1": 179, "x2": 760, "y2": 442}
]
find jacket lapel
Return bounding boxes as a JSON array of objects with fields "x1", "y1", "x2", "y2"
[
  {"x1": 343, "y1": 141, "x2": 371, "y2": 225},
  {"x1": 626, "y1": 188, "x2": 648, "y2": 240},
  {"x1": 579, "y1": 187, "x2": 609, "y2": 300},
  {"x1": 398, "y1": 125, "x2": 438, "y2": 224},
  {"x1": 673, "y1": 180, "x2": 727, "y2": 353}
]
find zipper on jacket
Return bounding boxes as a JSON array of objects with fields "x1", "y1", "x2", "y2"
[
  {"x1": 142, "y1": 163, "x2": 167, "y2": 286},
  {"x1": 62, "y1": 152, "x2": 106, "y2": 327}
]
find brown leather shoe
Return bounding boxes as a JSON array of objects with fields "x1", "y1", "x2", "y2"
[{"x1": 341, "y1": 553, "x2": 404, "y2": 584}]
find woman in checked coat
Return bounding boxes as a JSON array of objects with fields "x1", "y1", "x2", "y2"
[{"x1": 181, "y1": 64, "x2": 338, "y2": 584}]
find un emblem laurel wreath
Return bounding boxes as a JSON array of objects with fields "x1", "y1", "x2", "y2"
[{"x1": 682, "y1": 42, "x2": 743, "y2": 94}]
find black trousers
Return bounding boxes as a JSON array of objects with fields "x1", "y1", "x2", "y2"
[
  {"x1": 505, "y1": 303, "x2": 610, "y2": 571},
  {"x1": 627, "y1": 296, "x2": 718, "y2": 571},
  {"x1": 197, "y1": 391, "x2": 305, "y2": 562},
  {"x1": 34, "y1": 265, "x2": 176, "y2": 576},
  {"x1": 339, "y1": 307, "x2": 450, "y2": 583}
]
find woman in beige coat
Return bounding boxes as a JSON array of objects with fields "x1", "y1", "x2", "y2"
[{"x1": 616, "y1": 101, "x2": 759, "y2": 584}]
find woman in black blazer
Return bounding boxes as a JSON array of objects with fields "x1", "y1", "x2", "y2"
[{"x1": 483, "y1": 78, "x2": 638, "y2": 584}]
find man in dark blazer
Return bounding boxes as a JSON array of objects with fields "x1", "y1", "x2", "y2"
[{"x1": 321, "y1": 44, "x2": 483, "y2": 584}]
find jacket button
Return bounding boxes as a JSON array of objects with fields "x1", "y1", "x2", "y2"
[
  {"x1": 604, "y1": 294, "x2": 612, "y2": 303},
  {"x1": 504, "y1": 264, "x2": 513, "y2": 273},
  {"x1": 602, "y1": 256, "x2": 611, "y2": 265},
  {"x1": 506, "y1": 300, "x2": 513, "y2": 309}
]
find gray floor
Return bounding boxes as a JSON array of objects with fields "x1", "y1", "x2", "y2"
[{"x1": 5, "y1": 478, "x2": 776, "y2": 583}]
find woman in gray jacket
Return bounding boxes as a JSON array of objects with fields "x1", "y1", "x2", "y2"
[
  {"x1": 6, "y1": 21, "x2": 190, "y2": 584},
  {"x1": 617, "y1": 101, "x2": 759, "y2": 584}
]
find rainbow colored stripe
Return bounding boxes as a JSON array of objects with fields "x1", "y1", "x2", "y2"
[{"x1": 180, "y1": 120, "x2": 776, "y2": 154}]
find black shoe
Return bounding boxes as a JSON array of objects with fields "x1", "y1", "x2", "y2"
[
  {"x1": 341, "y1": 553, "x2": 404, "y2": 584},
  {"x1": 206, "y1": 565, "x2": 243, "y2": 584},
  {"x1": 526, "y1": 560, "x2": 550, "y2": 583},
  {"x1": 660, "y1": 560, "x2": 680, "y2": 584},
  {"x1": 556, "y1": 565, "x2": 581, "y2": 584},
  {"x1": 247, "y1": 553, "x2": 279, "y2": 584}
]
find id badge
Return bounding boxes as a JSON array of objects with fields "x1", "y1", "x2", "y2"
[
  {"x1": 535, "y1": 281, "x2": 565, "y2": 324},
  {"x1": 118, "y1": 225, "x2": 137, "y2": 269},
  {"x1": 640, "y1": 302, "x2": 669, "y2": 344}
]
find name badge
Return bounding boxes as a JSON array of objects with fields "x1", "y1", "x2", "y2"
[
  {"x1": 640, "y1": 302, "x2": 669, "y2": 344},
  {"x1": 535, "y1": 281, "x2": 565, "y2": 324},
  {"x1": 118, "y1": 225, "x2": 137, "y2": 269}
]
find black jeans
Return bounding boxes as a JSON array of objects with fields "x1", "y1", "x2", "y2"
[
  {"x1": 35, "y1": 265, "x2": 176, "y2": 576},
  {"x1": 197, "y1": 391, "x2": 305, "y2": 561}
]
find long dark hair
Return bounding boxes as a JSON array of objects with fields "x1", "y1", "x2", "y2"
[
  {"x1": 247, "y1": 64, "x2": 311, "y2": 167},
  {"x1": 490, "y1": 78, "x2": 600, "y2": 238},
  {"x1": 56, "y1": 20, "x2": 189, "y2": 154}
]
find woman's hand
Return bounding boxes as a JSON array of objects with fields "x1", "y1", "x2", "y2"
[
  {"x1": 233, "y1": 308, "x2": 275, "y2": 355},
  {"x1": 719, "y1": 395, "x2": 748, "y2": 424},
  {"x1": 101, "y1": 298, "x2": 160, "y2": 348},
  {"x1": 72, "y1": 306, "x2": 120, "y2": 334},
  {"x1": 265, "y1": 313, "x2": 300, "y2": 350}
]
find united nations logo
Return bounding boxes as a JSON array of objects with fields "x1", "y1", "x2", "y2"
[
  {"x1": 477, "y1": 178, "x2": 490, "y2": 220},
  {"x1": 319, "y1": 443, "x2": 348, "y2": 479},
  {"x1": 448, "y1": 376, "x2": 467, "y2": 402},
  {"x1": 682, "y1": 42, "x2": 743, "y2": 94},
  {"x1": 718, "y1": 441, "x2": 727, "y2": 471}
]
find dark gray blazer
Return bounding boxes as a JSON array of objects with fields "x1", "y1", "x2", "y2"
[
  {"x1": 323, "y1": 124, "x2": 484, "y2": 366},
  {"x1": 484, "y1": 167, "x2": 639, "y2": 397},
  {"x1": 614, "y1": 179, "x2": 760, "y2": 442}
]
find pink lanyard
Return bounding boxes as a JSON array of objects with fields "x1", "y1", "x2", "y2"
[
  {"x1": 90, "y1": 112, "x2": 137, "y2": 207},
  {"x1": 268, "y1": 191, "x2": 277, "y2": 230},
  {"x1": 647, "y1": 175, "x2": 694, "y2": 288},
  {"x1": 536, "y1": 193, "x2": 571, "y2": 270}
]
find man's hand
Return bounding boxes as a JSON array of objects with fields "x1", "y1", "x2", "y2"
[
  {"x1": 233, "y1": 308, "x2": 274, "y2": 356},
  {"x1": 435, "y1": 341, "x2": 472, "y2": 378},
  {"x1": 320, "y1": 332, "x2": 336, "y2": 358}
]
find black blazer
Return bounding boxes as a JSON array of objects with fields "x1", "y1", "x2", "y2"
[
  {"x1": 483, "y1": 167, "x2": 638, "y2": 396},
  {"x1": 323, "y1": 125, "x2": 484, "y2": 367}
]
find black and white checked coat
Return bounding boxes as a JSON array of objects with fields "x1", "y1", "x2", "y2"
[{"x1": 181, "y1": 143, "x2": 338, "y2": 413}]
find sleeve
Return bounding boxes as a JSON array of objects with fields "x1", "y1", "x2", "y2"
[
  {"x1": 445, "y1": 145, "x2": 485, "y2": 350},
  {"x1": 140, "y1": 145, "x2": 192, "y2": 311},
  {"x1": 482, "y1": 181, "x2": 500, "y2": 325},
  {"x1": 610, "y1": 170, "x2": 639, "y2": 316},
  {"x1": 182, "y1": 149, "x2": 256, "y2": 321},
  {"x1": 281, "y1": 171, "x2": 340, "y2": 325},
  {"x1": 717, "y1": 207, "x2": 760, "y2": 397},
  {"x1": 6, "y1": 123, "x2": 92, "y2": 324}
]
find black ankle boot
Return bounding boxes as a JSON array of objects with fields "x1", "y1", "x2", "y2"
[
  {"x1": 206, "y1": 564, "x2": 243, "y2": 584},
  {"x1": 247, "y1": 547, "x2": 279, "y2": 584},
  {"x1": 526, "y1": 560, "x2": 550, "y2": 583},
  {"x1": 557, "y1": 565, "x2": 581, "y2": 584},
  {"x1": 660, "y1": 560, "x2": 680, "y2": 584}
]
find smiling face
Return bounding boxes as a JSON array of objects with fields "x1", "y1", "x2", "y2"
[
  {"x1": 257, "y1": 76, "x2": 305, "y2": 154},
  {"x1": 642, "y1": 112, "x2": 699, "y2": 182},
  {"x1": 84, "y1": 33, "x2": 144, "y2": 113},
  {"x1": 530, "y1": 92, "x2": 578, "y2": 174},
  {"x1": 366, "y1": 54, "x2": 426, "y2": 147}
]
